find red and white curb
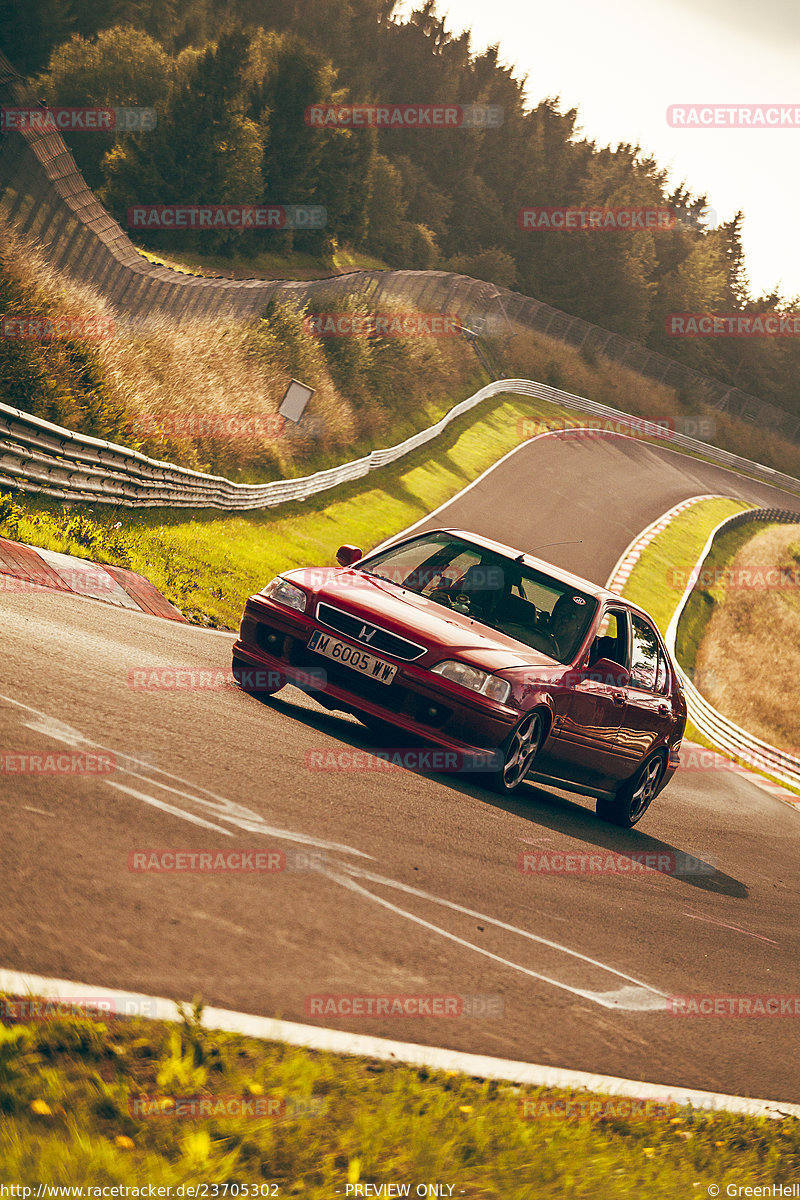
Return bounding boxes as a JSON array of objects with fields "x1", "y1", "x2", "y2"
[
  {"x1": 0, "y1": 536, "x2": 186, "y2": 622},
  {"x1": 604, "y1": 501, "x2": 800, "y2": 812},
  {"x1": 1, "y1": 968, "x2": 798, "y2": 1120},
  {"x1": 604, "y1": 495, "x2": 730, "y2": 595}
]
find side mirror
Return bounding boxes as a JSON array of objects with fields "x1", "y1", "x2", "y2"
[
  {"x1": 583, "y1": 657, "x2": 630, "y2": 687},
  {"x1": 336, "y1": 544, "x2": 363, "y2": 568}
]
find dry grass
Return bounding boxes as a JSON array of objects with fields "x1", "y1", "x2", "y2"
[
  {"x1": 0, "y1": 214, "x2": 482, "y2": 480},
  {"x1": 504, "y1": 330, "x2": 687, "y2": 425},
  {"x1": 5, "y1": 206, "x2": 800, "y2": 486},
  {"x1": 694, "y1": 523, "x2": 800, "y2": 751}
]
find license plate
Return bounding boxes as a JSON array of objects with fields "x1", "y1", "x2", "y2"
[{"x1": 307, "y1": 630, "x2": 397, "y2": 685}]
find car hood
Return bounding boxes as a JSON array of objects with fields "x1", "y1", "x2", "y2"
[{"x1": 281, "y1": 566, "x2": 561, "y2": 672}]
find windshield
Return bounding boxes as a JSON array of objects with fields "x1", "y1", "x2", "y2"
[{"x1": 358, "y1": 532, "x2": 598, "y2": 663}]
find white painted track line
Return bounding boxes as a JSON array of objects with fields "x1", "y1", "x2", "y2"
[{"x1": 1, "y1": 969, "x2": 798, "y2": 1120}]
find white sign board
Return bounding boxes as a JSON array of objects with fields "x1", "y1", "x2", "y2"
[{"x1": 278, "y1": 379, "x2": 315, "y2": 424}]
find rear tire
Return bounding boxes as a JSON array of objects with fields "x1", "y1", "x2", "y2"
[
  {"x1": 232, "y1": 655, "x2": 285, "y2": 697},
  {"x1": 596, "y1": 753, "x2": 665, "y2": 828},
  {"x1": 486, "y1": 711, "x2": 543, "y2": 795}
]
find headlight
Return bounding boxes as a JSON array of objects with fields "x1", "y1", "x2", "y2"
[
  {"x1": 431, "y1": 660, "x2": 511, "y2": 704},
  {"x1": 261, "y1": 577, "x2": 308, "y2": 613}
]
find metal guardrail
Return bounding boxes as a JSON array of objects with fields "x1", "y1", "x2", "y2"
[
  {"x1": 664, "y1": 508, "x2": 800, "y2": 792},
  {"x1": 0, "y1": 379, "x2": 510, "y2": 509},
  {"x1": 3, "y1": 45, "x2": 800, "y2": 442},
  {"x1": 3, "y1": 379, "x2": 800, "y2": 510}
]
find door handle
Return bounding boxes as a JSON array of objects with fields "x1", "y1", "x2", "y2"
[{"x1": 611, "y1": 691, "x2": 625, "y2": 706}]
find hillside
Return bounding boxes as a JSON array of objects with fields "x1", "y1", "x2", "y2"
[{"x1": 1, "y1": 1, "x2": 798, "y2": 421}]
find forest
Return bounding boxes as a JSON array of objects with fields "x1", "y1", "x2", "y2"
[{"x1": 2, "y1": 0, "x2": 798, "y2": 418}]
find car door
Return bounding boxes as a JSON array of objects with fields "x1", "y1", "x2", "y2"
[
  {"x1": 615, "y1": 612, "x2": 673, "y2": 773},
  {"x1": 544, "y1": 606, "x2": 632, "y2": 788}
]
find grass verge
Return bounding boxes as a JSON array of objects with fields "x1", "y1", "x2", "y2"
[
  {"x1": 617, "y1": 495, "x2": 751, "y2": 749},
  {"x1": 1, "y1": 998, "x2": 797, "y2": 1195},
  {"x1": 618, "y1": 499, "x2": 800, "y2": 793},
  {"x1": 2, "y1": 399, "x2": 795, "y2": 633},
  {"x1": 137, "y1": 244, "x2": 389, "y2": 281},
  {"x1": 674, "y1": 522, "x2": 764, "y2": 678},
  {"x1": 618, "y1": 498, "x2": 753, "y2": 635}
]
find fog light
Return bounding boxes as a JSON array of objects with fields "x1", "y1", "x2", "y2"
[
  {"x1": 427, "y1": 706, "x2": 439, "y2": 718},
  {"x1": 267, "y1": 633, "x2": 278, "y2": 645}
]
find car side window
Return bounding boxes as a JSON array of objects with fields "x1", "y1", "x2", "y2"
[
  {"x1": 629, "y1": 615, "x2": 661, "y2": 691},
  {"x1": 655, "y1": 653, "x2": 669, "y2": 694},
  {"x1": 589, "y1": 609, "x2": 628, "y2": 667}
]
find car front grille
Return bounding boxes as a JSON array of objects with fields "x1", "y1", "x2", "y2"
[
  {"x1": 246, "y1": 612, "x2": 452, "y2": 728},
  {"x1": 315, "y1": 602, "x2": 427, "y2": 662}
]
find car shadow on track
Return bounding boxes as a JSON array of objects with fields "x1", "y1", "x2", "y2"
[
  {"x1": 248, "y1": 687, "x2": 748, "y2": 900},
  {"x1": 481, "y1": 786, "x2": 748, "y2": 899}
]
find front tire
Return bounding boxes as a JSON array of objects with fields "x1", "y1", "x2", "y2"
[
  {"x1": 596, "y1": 753, "x2": 665, "y2": 828},
  {"x1": 487, "y1": 711, "x2": 543, "y2": 795},
  {"x1": 232, "y1": 655, "x2": 285, "y2": 698}
]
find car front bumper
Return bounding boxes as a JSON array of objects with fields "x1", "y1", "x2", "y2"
[{"x1": 233, "y1": 596, "x2": 521, "y2": 759}]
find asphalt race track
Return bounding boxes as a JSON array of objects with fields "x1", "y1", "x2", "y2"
[
  {"x1": 403, "y1": 431, "x2": 800, "y2": 581},
  {"x1": 2, "y1": 434, "x2": 799, "y2": 1102}
]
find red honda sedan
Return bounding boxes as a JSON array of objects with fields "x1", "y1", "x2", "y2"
[{"x1": 232, "y1": 528, "x2": 686, "y2": 827}]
